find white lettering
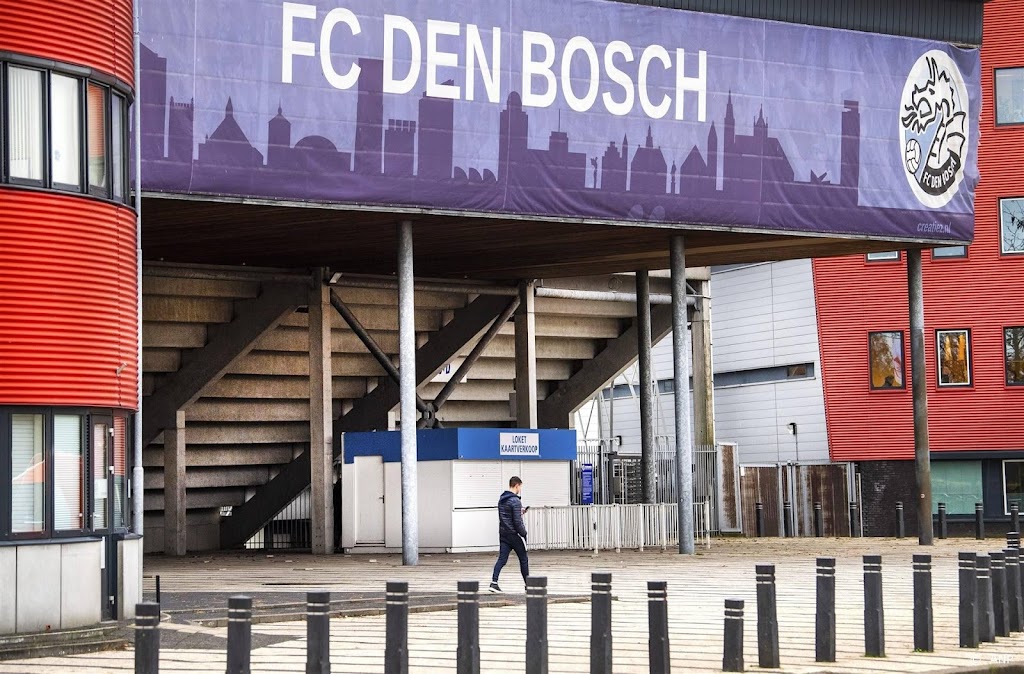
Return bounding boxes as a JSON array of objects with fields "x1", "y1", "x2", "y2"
[
  {"x1": 319, "y1": 7, "x2": 361, "y2": 90},
  {"x1": 522, "y1": 31, "x2": 557, "y2": 108},
  {"x1": 602, "y1": 40, "x2": 634, "y2": 116},
  {"x1": 383, "y1": 14, "x2": 421, "y2": 95},
  {"x1": 465, "y1": 25, "x2": 501, "y2": 103},
  {"x1": 281, "y1": 2, "x2": 316, "y2": 84},
  {"x1": 675, "y1": 48, "x2": 707, "y2": 122},
  {"x1": 426, "y1": 19, "x2": 461, "y2": 99},
  {"x1": 561, "y1": 36, "x2": 600, "y2": 113},
  {"x1": 638, "y1": 44, "x2": 671, "y2": 120}
]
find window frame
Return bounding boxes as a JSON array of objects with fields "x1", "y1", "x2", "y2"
[
  {"x1": 931, "y1": 245, "x2": 968, "y2": 260},
  {"x1": 86, "y1": 81, "x2": 112, "y2": 199},
  {"x1": 1004, "y1": 326, "x2": 1024, "y2": 387},
  {"x1": 1003, "y1": 459, "x2": 1024, "y2": 515},
  {"x1": 51, "y1": 412, "x2": 87, "y2": 538},
  {"x1": 7, "y1": 407, "x2": 49, "y2": 541},
  {"x1": 1001, "y1": 197, "x2": 1024, "y2": 256},
  {"x1": 4, "y1": 64, "x2": 48, "y2": 188},
  {"x1": 868, "y1": 330, "x2": 906, "y2": 391},
  {"x1": 936, "y1": 328, "x2": 973, "y2": 388},
  {"x1": 995, "y1": 66, "x2": 1024, "y2": 127},
  {"x1": 49, "y1": 72, "x2": 85, "y2": 193},
  {"x1": 865, "y1": 251, "x2": 901, "y2": 262}
]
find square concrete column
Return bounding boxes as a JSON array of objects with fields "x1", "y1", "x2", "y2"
[
  {"x1": 164, "y1": 410, "x2": 187, "y2": 556},
  {"x1": 690, "y1": 279, "x2": 714, "y2": 449},
  {"x1": 309, "y1": 280, "x2": 335, "y2": 554},
  {"x1": 515, "y1": 280, "x2": 538, "y2": 428}
]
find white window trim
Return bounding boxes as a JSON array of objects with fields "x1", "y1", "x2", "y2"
[
  {"x1": 936, "y1": 328, "x2": 972, "y2": 388},
  {"x1": 1000, "y1": 197, "x2": 1024, "y2": 255}
]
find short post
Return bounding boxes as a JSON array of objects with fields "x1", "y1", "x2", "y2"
[
  {"x1": 959, "y1": 552, "x2": 979, "y2": 648},
  {"x1": 134, "y1": 602, "x2": 160, "y2": 674},
  {"x1": 647, "y1": 581, "x2": 671, "y2": 674},
  {"x1": 913, "y1": 554, "x2": 933, "y2": 652},
  {"x1": 814, "y1": 502, "x2": 824, "y2": 538},
  {"x1": 783, "y1": 502, "x2": 793, "y2": 538},
  {"x1": 849, "y1": 502, "x2": 861, "y2": 538},
  {"x1": 723, "y1": 599, "x2": 745, "y2": 673},
  {"x1": 755, "y1": 565, "x2": 779, "y2": 669},
  {"x1": 977, "y1": 555, "x2": 995, "y2": 643},
  {"x1": 992, "y1": 552, "x2": 1009, "y2": 638},
  {"x1": 457, "y1": 581, "x2": 481, "y2": 674},
  {"x1": 526, "y1": 577, "x2": 549, "y2": 674},
  {"x1": 938, "y1": 504, "x2": 948, "y2": 540},
  {"x1": 590, "y1": 573, "x2": 612, "y2": 674},
  {"x1": 385, "y1": 581, "x2": 409, "y2": 674},
  {"x1": 863, "y1": 555, "x2": 885, "y2": 657},
  {"x1": 155, "y1": 575, "x2": 161, "y2": 606},
  {"x1": 1008, "y1": 531, "x2": 1021, "y2": 550},
  {"x1": 755, "y1": 503, "x2": 765, "y2": 538},
  {"x1": 1013, "y1": 503, "x2": 1020, "y2": 535},
  {"x1": 816, "y1": 557, "x2": 836, "y2": 663},
  {"x1": 306, "y1": 591, "x2": 331, "y2": 674},
  {"x1": 1007, "y1": 548, "x2": 1024, "y2": 633},
  {"x1": 976, "y1": 502, "x2": 985, "y2": 540},
  {"x1": 226, "y1": 596, "x2": 252, "y2": 674},
  {"x1": 895, "y1": 502, "x2": 905, "y2": 539}
]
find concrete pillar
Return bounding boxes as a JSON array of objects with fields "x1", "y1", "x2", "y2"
[
  {"x1": 636, "y1": 270, "x2": 656, "y2": 504},
  {"x1": 398, "y1": 221, "x2": 419, "y2": 566},
  {"x1": 515, "y1": 280, "x2": 538, "y2": 428},
  {"x1": 907, "y1": 249, "x2": 933, "y2": 545},
  {"x1": 164, "y1": 410, "x2": 187, "y2": 556},
  {"x1": 309, "y1": 277, "x2": 334, "y2": 555},
  {"x1": 690, "y1": 279, "x2": 715, "y2": 449},
  {"x1": 671, "y1": 237, "x2": 695, "y2": 554}
]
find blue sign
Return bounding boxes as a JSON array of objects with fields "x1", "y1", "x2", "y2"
[
  {"x1": 582, "y1": 464, "x2": 594, "y2": 505},
  {"x1": 343, "y1": 427, "x2": 577, "y2": 463}
]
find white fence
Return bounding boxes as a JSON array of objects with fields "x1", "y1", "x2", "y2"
[{"x1": 523, "y1": 502, "x2": 712, "y2": 552}]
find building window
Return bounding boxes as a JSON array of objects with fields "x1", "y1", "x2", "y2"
[
  {"x1": 931, "y1": 461, "x2": 982, "y2": 515},
  {"x1": 91, "y1": 421, "x2": 108, "y2": 530},
  {"x1": 10, "y1": 413, "x2": 45, "y2": 534},
  {"x1": 937, "y1": 329, "x2": 972, "y2": 387},
  {"x1": 996, "y1": 67, "x2": 1024, "y2": 126},
  {"x1": 1005, "y1": 327, "x2": 1024, "y2": 386},
  {"x1": 111, "y1": 94, "x2": 126, "y2": 202},
  {"x1": 6, "y1": 66, "x2": 44, "y2": 183},
  {"x1": 869, "y1": 331, "x2": 905, "y2": 389},
  {"x1": 866, "y1": 251, "x2": 900, "y2": 262},
  {"x1": 932, "y1": 245, "x2": 967, "y2": 259},
  {"x1": 1005, "y1": 460, "x2": 1024, "y2": 514},
  {"x1": 112, "y1": 416, "x2": 127, "y2": 528},
  {"x1": 87, "y1": 83, "x2": 109, "y2": 195},
  {"x1": 50, "y1": 74, "x2": 82, "y2": 190},
  {"x1": 1002, "y1": 198, "x2": 1024, "y2": 255},
  {"x1": 53, "y1": 414, "x2": 84, "y2": 531}
]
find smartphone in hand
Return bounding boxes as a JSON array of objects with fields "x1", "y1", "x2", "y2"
[{"x1": 522, "y1": 506, "x2": 530, "y2": 513}]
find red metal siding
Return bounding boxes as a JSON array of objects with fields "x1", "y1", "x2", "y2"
[
  {"x1": 814, "y1": 0, "x2": 1024, "y2": 462},
  {"x1": 0, "y1": 189, "x2": 138, "y2": 410},
  {"x1": 0, "y1": 0, "x2": 135, "y2": 86}
]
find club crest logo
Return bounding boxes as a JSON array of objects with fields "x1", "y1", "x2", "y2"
[{"x1": 899, "y1": 50, "x2": 969, "y2": 208}]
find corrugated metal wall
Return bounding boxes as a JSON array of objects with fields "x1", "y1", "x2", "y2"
[
  {"x1": 615, "y1": 0, "x2": 984, "y2": 45},
  {"x1": 0, "y1": 0, "x2": 135, "y2": 86},
  {"x1": 0, "y1": 189, "x2": 139, "y2": 409},
  {"x1": 813, "y1": 0, "x2": 1024, "y2": 463}
]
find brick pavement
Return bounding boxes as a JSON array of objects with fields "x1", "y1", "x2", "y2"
[{"x1": 2, "y1": 538, "x2": 1024, "y2": 673}]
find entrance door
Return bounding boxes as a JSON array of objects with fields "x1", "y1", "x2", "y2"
[
  {"x1": 355, "y1": 456, "x2": 385, "y2": 544},
  {"x1": 91, "y1": 416, "x2": 115, "y2": 620}
]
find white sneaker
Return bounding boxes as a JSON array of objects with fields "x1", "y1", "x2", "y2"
[{"x1": 488, "y1": 582, "x2": 502, "y2": 593}]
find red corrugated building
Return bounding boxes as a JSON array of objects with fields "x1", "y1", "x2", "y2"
[{"x1": 813, "y1": 0, "x2": 1024, "y2": 535}]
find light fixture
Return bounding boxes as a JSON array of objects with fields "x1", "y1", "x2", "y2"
[{"x1": 787, "y1": 422, "x2": 797, "y2": 435}]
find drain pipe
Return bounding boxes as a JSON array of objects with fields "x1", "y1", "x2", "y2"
[{"x1": 132, "y1": 0, "x2": 145, "y2": 537}]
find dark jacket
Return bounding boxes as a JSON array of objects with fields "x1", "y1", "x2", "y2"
[{"x1": 497, "y1": 490, "x2": 527, "y2": 540}]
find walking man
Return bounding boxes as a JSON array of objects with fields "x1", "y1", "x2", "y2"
[{"x1": 490, "y1": 476, "x2": 529, "y2": 592}]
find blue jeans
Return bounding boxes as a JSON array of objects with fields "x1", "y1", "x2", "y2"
[{"x1": 492, "y1": 535, "x2": 529, "y2": 583}]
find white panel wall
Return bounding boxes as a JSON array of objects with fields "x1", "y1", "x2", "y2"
[{"x1": 0, "y1": 547, "x2": 15, "y2": 633}]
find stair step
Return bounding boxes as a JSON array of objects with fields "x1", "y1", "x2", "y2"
[
  {"x1": 0, "y1": 622, "x2": 127, "y2": 661},
  {"x1": 0, "y1": 637, "x2": 128, "y2": 661}
]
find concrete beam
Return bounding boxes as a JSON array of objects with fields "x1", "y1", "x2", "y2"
[
  {"x1": 515, "y1": 281, "x2": 538, "y2": 428},
  {"x1": 142, "y1": 281, "x2": 307, "y2": 449},
  {"x1": 163, "y1": 411, "x2": 187, "y2": 556},
  {"x1": 309, "y1": 280, "x2": 334, "y2": 554},
  {"x1": 538, "y1": 304, "x2": 674, "y2": 428}
]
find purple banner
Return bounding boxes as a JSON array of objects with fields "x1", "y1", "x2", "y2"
[{"x1": 138, "y1": 0, "x2": 980, "y2": 242}]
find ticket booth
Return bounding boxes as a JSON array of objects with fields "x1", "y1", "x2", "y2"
[{"x1": 340, "y1": 428, "x2": 576, "y2": 553}]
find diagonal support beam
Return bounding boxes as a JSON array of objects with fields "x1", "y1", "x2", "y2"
[
  {"x1": 141, "y1": 281, "x2": 307, "y2": 449},
  {"x1": 537, "y1": 304, "x2": 674, "y2": 429},
  {"x1": 220, "y1": 294, "x2": 510, "y2": 549}
]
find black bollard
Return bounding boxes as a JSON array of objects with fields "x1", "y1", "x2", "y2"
[
  {"x1": 647, "y1": 581, "x2": 671, "y2": 674},
  {"x1": 306, "y1": 591, "x2": 331, "y2": 674},
  {"x1": 385, "y1": 581, "x2": 409, "y2": 674},
  {"x1": 590, "y1": 573, "x2": 612, "y2": 674},
  {"x1": 938, "y1": 503, "x2": 948, "y2": 540},
  {"x1": 815, "y1": 557, "x2": 836, "y2": 663},
  {"x1": 913, "y1": 554, "x2": 934, "y2": 652},
  {"x1": 849, "y1": 502, "x2": 861, "y2": 537},
  {"x1": 1013, "y1": 503, "x2": 1021, "y2": 535},
  {"x1": 783, "y1": 502, "x2": 793, "y2": 538},
  {"x1": 959, "y1": 552, "x2": 979, "y2": 648},
  {"x1": 526, "y1": 577, "x2": 549, "y2": 674},
  {"x1": 863, "y1": 555, "x2": 885, "y2": 657},
  {"x1": 895, "y1": 502, "x2": 905, "y2": 539},
  {"x1": 134, "y1": 602, "x2": 160, "y2": 674},
  {"x1": 457, "y1": 581, "x2": 481, "y2": 674},
  {"x1": 1006, "y1": 548, "x2": 1024, "y2": 633},
  {"x1": 976, "y1": 502, "x2": 985, "y2": 540},
  {"x1": 723, "y1": 599, "x2": 745, "y2": 673},
  {"x1": 755, "y1": 565, "x2": 779, "y2": 669},
  {"x1": 155, "y1": 575, "x2": 162, "y2": 606},
  {"x1": 1008, "y1": 531, "x2": 1021, "y2": 550},
  {"x1": 992, "y1": 552, "x2": 1010, "y2": 638},
  {"x1": 814, "y1": 502, "x2": 824, "y2": 538},
  {"x1": 977, "y1": 555, "x2": 995, "y2": 643},
  {"x1": 226, "y1": 596, "x2": 252, "y2": 674},
  {"x1": 755, "y1": 503, "x2": 765, "y2": 538}
]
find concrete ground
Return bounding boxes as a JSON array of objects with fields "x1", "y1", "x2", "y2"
[{"x1": 3, "y1": 537, "x2": 1024, "y2": 672}]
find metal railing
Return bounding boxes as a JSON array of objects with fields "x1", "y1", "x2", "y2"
[{"x1": 524, "y1": 501, "x2": 712, "y2": 552}]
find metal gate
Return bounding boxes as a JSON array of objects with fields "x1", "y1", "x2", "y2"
[{"x1": 738, "y1": 462, "x2": 852, "y2": 537}]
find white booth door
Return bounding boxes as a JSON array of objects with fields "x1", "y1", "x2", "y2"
[{"x1": 355, "y1": 456, "x2": 385, "y2": 545}]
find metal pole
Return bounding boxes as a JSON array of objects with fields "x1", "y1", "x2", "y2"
[
  {"x1": 132, "y1": 0, "x2": 145, "y2": 539},
  {"x1": 977, "y1": 554, "x2": 995, "y2": 643},
  {"x1": 134, "y1": 602, "x2": 160, "y2": 674},
  {"x1": 938, "y1": 503, "x2": 948, "y2": 539},
  {"x1": 896, "y1": 502, "x2": 905, "y2": 538},
  {"x1": 1006, "y1": 547, "x2": 1024, "y2": 633},
  {"x1": 959, "y1": 552, "x2": 979, "y2": 648},
  {"x1": 723, "y1": 599, "x2": 745, "y2": 673},
  {"x1": 591, "y1": 573, "x2": 613, "y2": 674},
  {"x1": 647, "y1": 581, "x2": 671, "y2": 674},
  {"x1": 457, "y1": 581, "x2": 481, "y2": 674},
  {"x1": 306, "y1": 591, "x2": 331, "y2": 674},
  {"x1": 913, "y1": 554, "x2": 934, "y2": 652},
  {"x1": 814, "y1": 502, "x2": 823, "y2": 537},
  {"x1": 816, "y1": 557, "x2": 836, "y2": 663},
  {"x1": 385, "y1": 581, "x2": 410, "y2": 674},
  {"x1": 993, "y1": 552, "x2": 1010, "y2": 637},
  {"x1": 907, "y1": 249, "x2": 933, "y2": 545},
  {"x1": 671, "y1": 236, "x2": 694, "y2": 553},
  {"x1": 863, "y1": 555, "x2": 885, "y2": 657},
  {"x1": 1013, "y1": 503, "x2": 1021, "y2": 534},
  {"x1": 755, "y1": 503, "x2": 765, "y2": 538},
  {"x1": 226, "y1": 596, "x2": 252, "y2": 674},
  {"x1": 636, "y1": 270, "x2": 656, "y2": 505},
  {"x1": 755, "y1": 565, "x2": 779, "y2": 669},
  {"x1": 398, "y1": 221, "x2": 418, "y2": 566},
  {"x1": 526, "y1": 577, "x2": 549, "y2": 674},
  {"x1": 975, "y1": 502, "x2": 985, "y2": 540}
]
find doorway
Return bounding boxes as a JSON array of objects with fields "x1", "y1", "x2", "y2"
[{"x1": 355, "y1": 456, "x2": 385, "y2": 545}]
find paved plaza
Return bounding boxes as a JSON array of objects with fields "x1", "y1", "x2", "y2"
[{"x1": 3, "y1": 538, "x2": 1024, "y2": 672}]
